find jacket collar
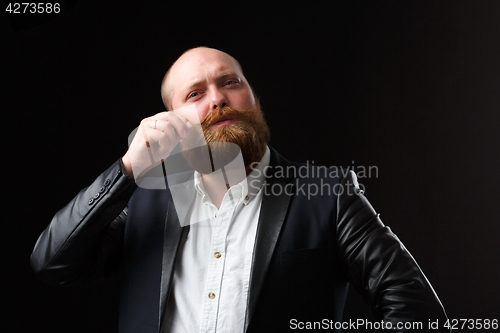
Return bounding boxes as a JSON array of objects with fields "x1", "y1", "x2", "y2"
[
  {"x1": 244, "y1": 146, "x2": 294, "y2": 331},
  {"x1": 158, "y1": 197, "x2": 186, "y2": 333}
]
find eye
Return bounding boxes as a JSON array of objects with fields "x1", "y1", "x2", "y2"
[
  {"x1": 223, "y1": 79, "x2": 240, "y2": 86},
  {"x1": 188, "y1": 91, "x2": 200, "y2": 99}
]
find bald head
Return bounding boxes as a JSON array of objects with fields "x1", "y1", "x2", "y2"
[{"x1": 161, "y1": 47, "x2": 245, "y2": 111}]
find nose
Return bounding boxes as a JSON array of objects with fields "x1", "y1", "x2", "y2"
[{"x1": 209, "y1": 87, "x2": 228, "y2": 111}]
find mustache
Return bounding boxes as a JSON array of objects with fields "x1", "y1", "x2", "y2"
[{"x1": 200, "y1": 106, "x2": 257, "y2": 129}]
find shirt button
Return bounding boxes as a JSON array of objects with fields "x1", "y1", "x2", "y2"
[
  {"x1": 214, "y1": 252, "x2": 221, "y2": 259},
  {"x1": 245, "y1": 195, "x2": 249, "y2": 201},
  {"x1": 208, "y1": 293, "x2": 216, "y2": 299}
]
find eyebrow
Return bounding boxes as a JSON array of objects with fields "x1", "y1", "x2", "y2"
[{"x1": 185, "y1": 71, "x2": 239, "y2": 90}]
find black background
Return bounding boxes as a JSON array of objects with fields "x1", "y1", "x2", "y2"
[{"x1": 3, "y1": 1, "x2": 500, "y2": 331}]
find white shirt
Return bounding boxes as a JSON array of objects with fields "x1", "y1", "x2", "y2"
[{"x1": 164, "y1": 147, "x2": 271, "y2": 333}]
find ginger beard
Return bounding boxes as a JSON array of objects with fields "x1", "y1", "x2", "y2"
[{"x1": 180, "y1": 101, "x2": 270, "y2": 175}]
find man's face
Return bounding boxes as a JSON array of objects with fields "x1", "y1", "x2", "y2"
[
  {"x1": 165, "y1": 48, "x2": 257, "y2": 122},
  {"x1": 162, "y1": 48, "x2": 270, "y2": 174}
]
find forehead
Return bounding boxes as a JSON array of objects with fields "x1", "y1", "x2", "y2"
[{"x1": 169, "y1": 49, "x2": 244, "y2": 89}]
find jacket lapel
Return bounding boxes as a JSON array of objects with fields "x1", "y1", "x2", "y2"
[
  {"x1": 158, "y1": 195, "x2": 188, "y2": 333},
  {"x1": 244, "y1": 147, "x2": 294, "y2": 331}
]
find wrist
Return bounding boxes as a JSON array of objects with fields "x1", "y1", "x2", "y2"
[{"x1": 121, "y1": 152, "x2": 134, "y2": 181}]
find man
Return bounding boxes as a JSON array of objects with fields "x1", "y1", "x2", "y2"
[{"x1": 31, "y1": 47, "x2": 449, "y2": 332}]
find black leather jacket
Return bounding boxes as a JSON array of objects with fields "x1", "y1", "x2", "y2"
[{"x1": 31, "y1": 148, "x2": 449, "y2": 332}]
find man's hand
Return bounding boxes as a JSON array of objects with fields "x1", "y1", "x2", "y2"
[{"x1": 122, "y1": 110, "x2": 194, "y2": 181}]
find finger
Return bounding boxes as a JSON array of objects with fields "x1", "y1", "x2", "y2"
[
  {"x1": 143, "y1": 126, "x2": 173, "y2": 147},
  {"x1": 145, "y1": 118, "x2": 182, "y2": 144},
  {"x1": 155, "y1": 113, "x2": 193, "y2": 138},
  {"x1": 153, "y1": 110, "x2": 188, "y2": 124},
  {"x1": 141, "y1": 117, "x2": 177, "y2": 144},
  {"x1": 171, "y1": 104, "x2": 200, "y2": 125},
  {"x1": 140, "y1": 123, "x2": 152, "y2": 148},
  {"x1": 156, "y1": 122, "x2": 179, "y2": 148},
  {"x1": 139, "y1": 124, "x2": 157, "y2": 165}
]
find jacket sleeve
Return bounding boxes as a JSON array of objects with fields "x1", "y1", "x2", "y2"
[
  {"x1": 336, "y1": 170, "x2": 449, "y2": 332},
  {"x1": 30, "y1": 159, "x2": 138, "y2": 285}
]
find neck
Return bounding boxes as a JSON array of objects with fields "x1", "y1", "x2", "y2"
[
  {"x1": 200, "y1": 146, "x2": 266, "y2": 209},
  {"x1": 200, "y1": 162, "x2": 255, "y2": 209}
]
